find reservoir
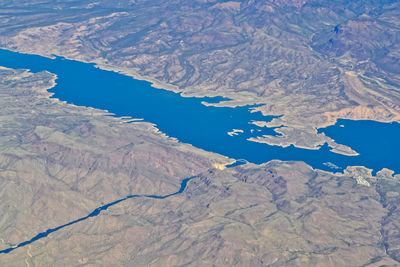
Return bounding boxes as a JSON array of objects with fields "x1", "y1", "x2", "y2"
[{"x1": 0, "y1": 48, "x2": 399, "y2": 174}]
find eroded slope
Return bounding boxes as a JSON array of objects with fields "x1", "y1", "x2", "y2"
[
  {"x1": 0, "y1": 66, "x2": 229, "y2": 259},
  {"x1": 0, "y1": 0, "x2": 399, "y2": 150}
]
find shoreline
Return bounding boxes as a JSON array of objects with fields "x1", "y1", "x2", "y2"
[
  {"x1": 2, "y1": 46, "x2": 400, "y2": 152},
  {"x1": 1, "y1": 47, "x2": 399, "y2": 175}
]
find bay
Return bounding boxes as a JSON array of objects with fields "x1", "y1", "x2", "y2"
[{"x1": 0, "y1": 48, "x2": 399, "y2": 174}]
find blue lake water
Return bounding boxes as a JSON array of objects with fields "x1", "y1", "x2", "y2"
[
  {"x1": 0, "y1": 48, "x2": 399, "y2": 173},
  {"x1": 320, "y1": 119, "x2": 400, "y2": 173}
]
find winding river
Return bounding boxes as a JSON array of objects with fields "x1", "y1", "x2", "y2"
[{"x1": 0, "y1": 177, "x2": 194, "y2": 254}]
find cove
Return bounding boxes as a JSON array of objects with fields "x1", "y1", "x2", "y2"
[
  {"x1": 319, "y1": 119, "x2": 400, "y2": 174},
  {"x1": 0, "y1": 48, "x2": 399, "y2": 173}
]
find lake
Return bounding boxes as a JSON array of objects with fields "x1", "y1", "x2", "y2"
[{"x1": 0, "y1": 48, "x2": 399, "y2": 174}]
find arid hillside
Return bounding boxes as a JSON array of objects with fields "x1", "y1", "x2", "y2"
[
  {"x1": 1, "y1": 0, "x2": 399, "y2": 150},
  {"x1": 0, "y1": 66, "x2": 399, "y2": 266}
]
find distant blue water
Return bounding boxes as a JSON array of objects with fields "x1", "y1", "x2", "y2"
[
  {"x1": 319, "y1": 119, "x2": 400, "y2": 174},
  {"x1": 0, "y1": 48, "x2": 399, "y2": 173}
]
